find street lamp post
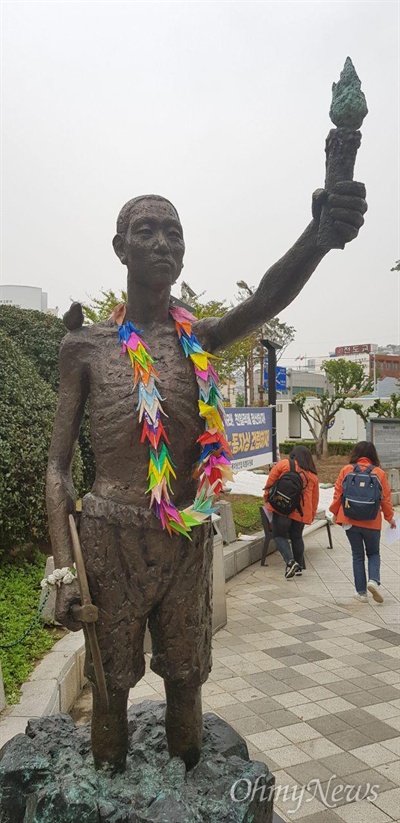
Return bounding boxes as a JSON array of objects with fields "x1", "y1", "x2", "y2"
[
  {"x1": 237, "y1": 280, "x2": 255, "y2": 406},
  {"x1": 261, "y1": 339, "x2": 282, "y2": 463}
]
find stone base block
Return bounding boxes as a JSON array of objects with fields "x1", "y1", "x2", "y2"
[{"x1": 0, "y1": 701, "x2": 274, "y2": 822}]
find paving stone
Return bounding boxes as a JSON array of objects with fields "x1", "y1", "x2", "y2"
[
  {"x1": 359, "y1": 720, "x2": 400, "y2": 743},
  {"x1": 292, "y1": 812, "x2": 343, "y2": 823},
  {"x1": 287, "y1": 758, "x2": 335, "y2": 785},
  {"x1": 214, "y1": 702, "x2": 256, "y2": 721},
  {"x1": 261, "y1": 645, "x2": 305, "y2": 659},
  {"x1": 345, "y1": 767, "x2": 397, "y2": 793},
  {"x1": 277, "y1": 722, "x2": 321, "y2": 744},
  {"x1": 266, "y1": 743, "x2": 311, "y2": 768},
  {"x1": 325, "y1": 680, "x2": 361, "y2": 696},
  {"x1": 372, "y1": 786, "x2": 400, "y2": 817},
  {"x1": 334, "y1": 708, "x2": 376, "y2": 728},
  {"x1": 328, "y1": 728, "x2": 374, "y2": 750},
  {"x1": 370, "y1": 685, "x2": 400, "y2": 701},
  {"x1": 307, "y1": 715, "x2": 352, "y2": 736},
  {"x1": 376, "y1": 760, "x2": 400, "y2": 786},
  {"x1": 351, "y1": 743, "x2": 399, "y2": 767},
  {"x1": 248, "y1": 729, "x2": 291, "y2": 750},
  {"x1": 348, "y1": 675, "x2": 384, "y2": 690},
  {"x1": 321, "y1": 751, "x2": 370, "y2": 777},
  {"x1": 260, "y1": 709, "x2": 301, "y2": 728},
  {"x1": 344, "y1": 690, "x2": 383, "y2": 708},
  {"x1": 242, "y1": 696, "x2": 285, "y2": 714},
  {"x1": 230, "y1": 714, "x2": 272, "y2": 736},
  {"x1": 299, "y1": 738, "x2": 343, "y2": 759}
]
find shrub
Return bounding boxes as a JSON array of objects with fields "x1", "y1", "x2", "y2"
[
  {"x1": 0, "y1": 305, "x2": 65, "y2": 391},
  {"x1": 279, "y1": 440, "x2": 355, "y2": 456},
  {"x1": 0, "y1": 305, "x2": 94, "y2": 495},
  {"x1": 0, "y1": 551, "x2": 63, "y2": 703},
  {"x1": 0, "y1": 330, "x2": 83, "y2": 555}
]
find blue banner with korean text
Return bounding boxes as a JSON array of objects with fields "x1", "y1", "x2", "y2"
[{"x1": 224, "y1": 407, "x2": 273, "y2": 472}]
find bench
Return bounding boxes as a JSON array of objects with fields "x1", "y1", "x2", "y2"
[{"x1": 259, "y1": 506, "x2": 333, "y2": 566}]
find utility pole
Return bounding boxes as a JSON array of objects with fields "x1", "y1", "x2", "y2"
[
  {"x1": 262, "y1": 339, "x2": 282, "y2": 463},
  {"x1": 236, "y1": 280, "x2": 256, "y2": 407}
]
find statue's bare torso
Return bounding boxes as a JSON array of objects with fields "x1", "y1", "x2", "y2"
[{"x1": 71, "y1": 317, "x2": 204, "y2": 508}]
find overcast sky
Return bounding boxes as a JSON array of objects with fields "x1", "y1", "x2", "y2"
[{"x1": 1, "y1": 0, "x2": 399, "y2": 365}]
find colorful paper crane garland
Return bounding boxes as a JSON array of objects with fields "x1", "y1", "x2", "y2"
[{"x1": 114, "y1": 304, "x2": 233, "y2": 537}]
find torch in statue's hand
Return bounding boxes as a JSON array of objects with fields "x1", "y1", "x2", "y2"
[{"x1": 317, "y1": 57, "x2": 368, "y2": 251}]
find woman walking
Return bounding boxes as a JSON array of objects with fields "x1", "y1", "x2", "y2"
[
  {"x1": 329, "y1": 441, "x2": 396, "y2": 603},
  {"x1": 264, "y1": 446, "x2": 319, "y2": 578}
]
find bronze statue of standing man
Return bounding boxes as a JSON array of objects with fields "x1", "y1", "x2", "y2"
[{"x1": 47, "y1": 60, "x2": 368, "y2": 774}]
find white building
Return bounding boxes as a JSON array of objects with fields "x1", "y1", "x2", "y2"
[
  {"x1": 0, "y1": 284, "x2": 58, "y2": 315},
  {"x1": 276, "y1": 394, "x2": 381, "y2": 446}
]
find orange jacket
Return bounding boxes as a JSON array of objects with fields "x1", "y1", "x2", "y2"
[
  {"x1": 329, "y1": 457, "x2": 394, "y2": 530},
  {"x1": 264, "y1": 458, "x2": 319, "y2": 525}
]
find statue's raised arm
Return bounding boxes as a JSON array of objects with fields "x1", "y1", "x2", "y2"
[{"x1": 195, "y1": 57, "x2": 368, "y2": 353}]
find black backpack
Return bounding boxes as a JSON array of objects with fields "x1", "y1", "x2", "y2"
[
  {"x1": 266, "y1": 458, "x2": 305, "y2": 517},
  {"x1": 341, "y1": 463, "x2": 382, "y2": 521}
]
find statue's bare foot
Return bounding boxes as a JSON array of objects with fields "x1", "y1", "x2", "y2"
[
  {"x1": 164, "y1": 681, "x2": 202, "y2": 770},
  {"x1": 91, "y1": 687, "x2": 129, "y2": 772}
]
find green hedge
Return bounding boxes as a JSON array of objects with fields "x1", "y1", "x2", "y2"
[
  {"x1": 0, "y1": 552, "x2": 62, "y2": 703},
  {"x1": 279, "y1": 440, "x2": 355, "y2": 456},
  {"x1": 0, "y1": 305, "x2": 65, "y2": 391},
  {"x1": 0, "y1": 330, "x2": 83, "y2": 555},
  {"x1": 0, "y1": 305, "x2": 95, "y2": 497}
]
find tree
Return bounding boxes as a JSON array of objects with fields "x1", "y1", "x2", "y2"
[
  {"x1": 82, "y1": 287, "x2": 296, "y2": 403},
  {"x1": 369, "y1": 393, "x2": 400, "y2": 418},
  {"x1": 82, "y1": 288, "x2": 127, "y2": 323},
  {"x1": 390, "y1": 260, "x2": 400, "y2": 272},
  {"x1": 293, "y1": 358, "x2": 373, "y2": 459}
]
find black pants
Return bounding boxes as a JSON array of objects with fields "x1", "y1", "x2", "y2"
[{"x1": 272, "y1": 513, "x2": 305, "y2": 568}]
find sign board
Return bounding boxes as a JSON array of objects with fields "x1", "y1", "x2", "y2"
[
  {"x1": 263, "y1": 365, "x2": 287, "y2": 391},
  {"x1": 335, "y1": 343, "x2": 376, "y2": 356},
  {"x1": 224, "y1": 406, "x2": 273, "y2": 471},
  {"x1": 366, "y1": 418, "x2": 400, "y2": 469}
]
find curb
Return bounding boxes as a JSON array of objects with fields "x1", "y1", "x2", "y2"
[{"x1": 0, "y1": 631, "x2": 85, "y2": 749}]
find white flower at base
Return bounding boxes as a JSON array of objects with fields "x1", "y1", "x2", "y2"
[
  {"x1": 52, "y1": 569, "x2": 64, "y2": 581},
  {"x1": 41, "y1": 567, "x2": 77, "y2": 589}
]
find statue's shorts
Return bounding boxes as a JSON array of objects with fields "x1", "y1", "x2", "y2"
[{"x1": 79, "y1": 493, "x2": 213, "y2": 692}]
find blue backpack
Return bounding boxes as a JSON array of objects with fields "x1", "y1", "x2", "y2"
[{"x1": 341, "y1": 463, "x2": 382, "y2": 521}]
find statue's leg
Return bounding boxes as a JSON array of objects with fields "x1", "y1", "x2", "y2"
[
  {"x1": 148, "y1": 522, "x2": 213, "y2": 770},
  {"x1": 164, "y1": 680, "x2": 202, "y2": 769},
  {"x1": 91, "y1": 686, "x2": 129, "y2": 772}
]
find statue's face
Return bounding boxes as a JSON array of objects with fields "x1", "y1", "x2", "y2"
[{"x1": 116, "y1": 199, "x2": 185, "y2": 288}]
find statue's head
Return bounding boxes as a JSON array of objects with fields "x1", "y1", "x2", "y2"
[{"x1": 113, "y1": 195, "x2": 185, "y2": 289}]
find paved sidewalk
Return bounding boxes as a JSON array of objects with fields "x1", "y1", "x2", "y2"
[{"x1": 129, "y1": 521, "x2": 400, "y2": 822}]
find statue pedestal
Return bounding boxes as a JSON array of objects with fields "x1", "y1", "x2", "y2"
[{"x1": 0, "y1": 701, "x2": 274, "y2": 822}]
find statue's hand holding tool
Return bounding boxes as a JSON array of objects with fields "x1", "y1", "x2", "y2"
[
  {"x1": 312, "y1": 180, "x2": 367, "y2": 247},
  {"x1": 55, "y1": 577, "x2": 82, "y2": 632}
]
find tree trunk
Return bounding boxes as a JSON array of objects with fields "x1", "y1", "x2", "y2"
[
  {"x1": 315, "y1": 436, "x2": 323, "y2": 459},
  {"x1": 322, "y1": 428, "x2": 329, "y2": 458}
]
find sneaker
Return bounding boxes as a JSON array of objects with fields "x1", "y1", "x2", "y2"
[
  {"x1": 355, "y1": 593, "x2": 368, "y2": 603},
  {"x1": 285, "y1": 561, "x2": 301, "y2": 579},
  {"x1": 294, "y1": 568, "x2": 303, "y2": 576},
  {"x1": 367, "y1": 580, "x2": 384, "y2": 603}
]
